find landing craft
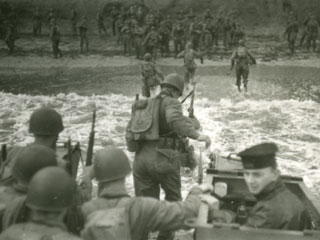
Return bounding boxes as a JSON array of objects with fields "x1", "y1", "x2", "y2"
[{"x1": 187, "y1": 153, "x2": 320, "y2": 240}]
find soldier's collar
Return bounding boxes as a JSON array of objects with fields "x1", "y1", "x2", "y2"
[{"x1": 254, "y1": 177, "x2": 285, "y2": 200}]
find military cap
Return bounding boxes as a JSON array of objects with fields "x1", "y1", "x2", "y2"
[{"x1": 237, "y1": 143, "x2": 278, "y2": 169}]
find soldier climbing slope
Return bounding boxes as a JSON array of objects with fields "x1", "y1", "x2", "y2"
[
  {"x1": 140, "y1": 53, "x2": 164, "y2": 98},
  {"x1": 228, "y1": 39, "x2": 256, "y2": 92}
]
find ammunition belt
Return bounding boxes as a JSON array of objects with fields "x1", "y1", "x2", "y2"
[{"x1": 157, "y1": 137, "x2": 180, "y2": 150}]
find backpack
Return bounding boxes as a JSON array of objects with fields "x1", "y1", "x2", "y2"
[
  {"x1": 125, "y1": 97, "x2": 161, "y2": 152},
  {"x1": 82, "y1": 198, "x2": 132, "y2": 240}
]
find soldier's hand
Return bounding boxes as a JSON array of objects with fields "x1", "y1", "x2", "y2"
[
  {"x1": 198, "y1": 183, "x2": 214, "y2": 193},
  {"x1": 199, "y1": 194, "x2": 219, "y2": 209},
  {"x1": 197, "y1": 134, "x2": 211, "y2": 149}
]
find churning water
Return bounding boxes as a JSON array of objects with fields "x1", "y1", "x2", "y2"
[{"x1": 0, "y1": 72, "x2": 319, "y2": 197}]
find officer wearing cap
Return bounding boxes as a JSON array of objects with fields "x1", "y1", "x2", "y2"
[
  {"x1": 133, "y1": 73, "x2": 211, "y2": 240},
  {"x1": 0, "y1": 167, "x2": 81, "y2": 240},
  {"x1": 81, "y1": 146, "x2": 216, "y2": 240},
  {"x1": 212, "y1": 143, "x2": 308, "y2": 230}
]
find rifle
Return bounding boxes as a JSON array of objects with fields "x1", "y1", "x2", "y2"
[
  {"x1": 85, "y1": 105, "x2": 96, "y2": 166},
  {"x1": 1, "y1": 144, "x2": 7, "y2": 164},
  {"x1": 181, "y1": 89, "x2": 194, "y2": 104},
  {"x1": 188, "y1": 83, "x2": 197, "y2": 118},
  {"x1": 198, "y1": 148, "x2": 203, "y2": 184}
]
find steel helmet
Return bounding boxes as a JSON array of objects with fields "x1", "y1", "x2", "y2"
[
  {"x1": 144, "y1": 53, "x2": 152, "y2": 61},
  {"x1": 26, "y1": 167, "x2": 76, "y2": 211},
  {"x1": 238, "y1": 39, "x2": 245, "y2": 46},
  {"x1": 12, "y1": 144, "x2": 57, "y2": 185},
  {"x1": 93, "y1": 146, "x2": 131, "y2": 183},
  {"x1": 29, "y1": 108, "x2": 64, "y2": 136},
  {"x1": 160, "y1": 73, "x2": 184, "y2": 96},
  {"x1": 185, "y1": 41, "x2": 192, "y2": 50}
]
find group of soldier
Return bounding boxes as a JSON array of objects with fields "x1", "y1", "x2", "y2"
[
  {"x1": 0, "y1": 71, "x2": 311, "y2": 239},
  {"x1": 285, "y1": 11, "x2": 319, "y2": 55},
  {"x1": 115, "y1": 6, "x2": 246, "y2": 60}
]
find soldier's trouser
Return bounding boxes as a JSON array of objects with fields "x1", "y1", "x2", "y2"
[
  {"x1": 185, "y1": 66, "x2": 196, "y2": 84},
  {"x1": 236, "y1": 64, "x2": 249, "y2": 88},
  {"x1": 134, "y1": 37, "x2": 143, "y2": 59},
  {"x1": 5, "y1": 39, "x2": 14, "y2": 53},
  {"x1": 98, "y1": 22, "x2": 106, "y2": 34},
  {"x1": 204, "y1": 34, "x2": 212, "y2": 49},
  {"x1": 112, "y1": 20, "x2": 116, "y2": 36},
  {"x1": 33, "y1": 21, "x2": 42, "y2": 36},
  {"x1": 80, "y1": 35, "x2": 89, "y2": 52},
  {"x1": 174, "y1": 39, "x2": 184, "y2": 55},
  {"x1": 72, "y1": 22, "x2": 77, "y2": 36},
  {"x1": 223, "y1": 31, "x2": 231, "y2": 49},
  {"x1": 145, "y1": 46, "x2": 157, "y2": 61},
  {"x1": 300, "y1": 29, "x2": 307, "y2": 46},
  {"x1": 52, "y1": 40, "x2": 62, "y2": 58},
  {"x1": 306, "y1": 33, "x2": 317, "y2": 51},
  {"x1": 134, "y1": 145, "x2": 181, "y2": 240},
  {"x1": 123, "y1": 35, "x2": 131, "y2": 54}
]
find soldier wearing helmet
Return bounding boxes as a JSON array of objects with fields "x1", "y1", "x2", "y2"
[
  {"x1": 1, "y1": 107, "x2": 63, "y2": 182},
  {"x1": 81, "y1": 146, "x2": 217, "y2": 240},
  {"x1": 140, "y1": 53, "x2": 164, "y2": 98},
  {"x1": 177, "y1": 41, "x2": 203, "y2": 90},
  {"x1": 0, "y1": 167, "x2": 81, "y2": 240},
  {"x1": 305, "y1": 15, "x2": 319, "y2": 52},
  {"x1": 0, "y1": 145, "x2": 57, "y2": 231},
  {"x1": 228, "y1": 39, "x2": 256, "y2": 92},
  {"x1": 131, "y1": 73, "x2": 211, "y2": 240},
  {"x1": 132, "y1": 20, "x2": 144, "y2": 59},
  {"x1": 143, "y1": 26, "x2": 160, "y2": 61}
]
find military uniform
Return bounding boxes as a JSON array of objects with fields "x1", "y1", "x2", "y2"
[
  {"x1": 121, "y1": 21, "x2": 131, "y2": 56},
  {"x1": 245, "y1": 178, "x2": 308, "y2": 230},
  {"x1": 177, "y1": 46, "x2": 202, "y2": 87},
  {"x1": 212, "y1": 143, "x2": 308, "y2": 231},
  {"x1": 223, "y1": 19, "x2": 232, "y2": 50},
  {"x1": 71, "y1": 9, "x2": 78, "y2": 36},
  {"x1": 158, "y1": 24, "x2": 170, "y2": 57},
  {"x1": 141, "y1": 56, "x2": 164, "y2": 98},
  {"x1": 0, "y1": 221, "x2": 81, "y2": 240},
  {"x1": 82, "y1": 185, "x2": 204, "y2": 240},
  {"x1": 78, "y1": 19, "x2": 89, "y2": 53},
  {"x1": 96, "y1": 12, "x2": 106, "y2": 35},
  {"x1": 4, "y1": 22, "x2": 15, "y2": 54},
  {"x1": 230, "y1": 42, "x2": 256, "y2": 92},
  {"x1": 133, "y1": 88, "x2": 201, "y2": 201},
  {"x1": 143, "y1": 28, "x2": 159, "y2": 60},
  {"x1": 50, "y1": 23, "x2": 62, "y2": 58},
  {"x1": 80, "y1": 146, "x2": 214, "y2": 240},
  {"x1": 285, "y1": 18, "x2": 299, "y2": 55},
  {"x1": 133, "y1": 24, "x2": 144, "y2": 59},
  {"x1": 33, "y1": 9, "x2": 42, "y2": 36},
  {"x1": 306, "y1": 17, "x2": 319, "y2": 52},
  {"x1": 172, "y1": 23, "x2": 185, "y2": 55}
]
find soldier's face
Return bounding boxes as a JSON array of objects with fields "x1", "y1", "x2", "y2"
[{"x1": 244, "y1": 167, "x2": 278, "y2": 195}]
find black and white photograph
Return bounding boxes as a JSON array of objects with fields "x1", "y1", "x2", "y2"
[{"x1": 0, "y1": 0, "x2": 319, "y2": 239}]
